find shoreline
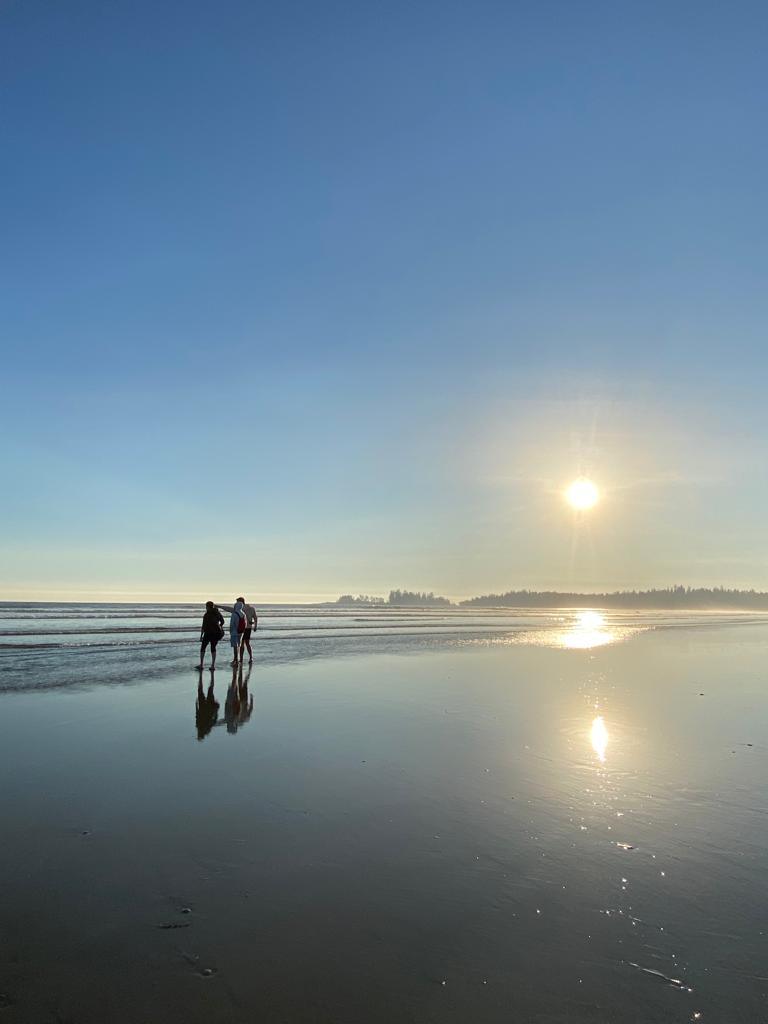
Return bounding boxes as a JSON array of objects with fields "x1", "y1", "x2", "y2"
[{"x1": 2, "y1": 606, "x2": 768, "y2": 696}]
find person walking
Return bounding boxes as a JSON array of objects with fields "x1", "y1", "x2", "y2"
[
  {"x1": 196, "y1": 600, "x2": 224, "y2": 671},
  {"x1": 240, "y1": 599, "x2": 258, "y2": 664},
  {"x1": 219, "y1": 598, "x2": 246, "y2": 667}
]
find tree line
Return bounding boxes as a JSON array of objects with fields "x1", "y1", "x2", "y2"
[
  {"x1": 336, "y1": 585, "x2": 768, "y2": 609},
  {"x1": 336, "y1": 591, "x2": 453, "y2": 607},
  {"x1": 460, "y1": 586, "x2": 768, "y2": 609}
]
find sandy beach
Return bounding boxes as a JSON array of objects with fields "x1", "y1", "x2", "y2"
[{"x1": 0, "y1": 608, "x2": 766, "y2": 1021}]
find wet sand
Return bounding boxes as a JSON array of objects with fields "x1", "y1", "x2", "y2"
[{"x1": 1, "y1": 622, "x2": 767, "y2": 1022}]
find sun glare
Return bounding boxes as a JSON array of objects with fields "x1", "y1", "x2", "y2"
[
  {"x1": 559, "y1": 611, "x2": 614, "y2": 649},
  {"x1": 566, "y1": 478, "x2": 599, "y2": 510},
  {"x1": 591, "y1": 716, "x2": 609, "y2": 762}
]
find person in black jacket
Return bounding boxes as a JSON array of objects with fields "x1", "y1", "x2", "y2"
[{"x1": 197, "y1": 601, "x2": 225, "y2": 670}]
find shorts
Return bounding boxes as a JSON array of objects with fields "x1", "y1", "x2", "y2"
[
  {"x1": 242, "y1": 627, "x2": 252, "y2": 641},
  {"x1": 201, "y1": 633, "x2": 219, "y2": 651}
]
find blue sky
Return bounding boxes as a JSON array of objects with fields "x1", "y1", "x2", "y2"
[{"x1": 2, "y1": 0, "x2": 767, "y2": 600}]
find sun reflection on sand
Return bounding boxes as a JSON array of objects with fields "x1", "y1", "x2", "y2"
[
  {"x1": 468, "y1": 609, "x2": 643, "y2": 650},
  {"x1": 591, "y1": 715, "x2": 609, "y2": 762},
  {"x1": 558, "y1": 611, "x2": 616, "y2": 650}
]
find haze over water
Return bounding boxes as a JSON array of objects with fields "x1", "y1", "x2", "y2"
[{"x1": 1, "y1": 605, "x2": 767, "y2": 1022}]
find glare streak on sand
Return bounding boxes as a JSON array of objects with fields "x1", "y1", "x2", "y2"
[
  {"x1": 626, "y1": 962, "x2": 693, "y2": 993},
  {"x1": 591, "y1": 716, "x2": 609, "y2": 762}
]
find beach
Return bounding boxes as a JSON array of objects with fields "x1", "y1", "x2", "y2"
[{"x1": 1, "y1": 607, "x2": 767, "y2": 1022}]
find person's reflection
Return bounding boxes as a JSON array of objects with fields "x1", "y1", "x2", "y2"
[
  {"x1": 195, "y1": 669, "x2": 220, "y2": 741},
  {"x1": 237, "y1": 662, "x2": 254, "y2": 729},
  {"x1": 224, "y1": 661, "x2": 254, "y2": 735}
]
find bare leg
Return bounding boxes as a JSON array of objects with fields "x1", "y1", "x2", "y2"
[{"x1": 197, "y1": 643, "x2": 206, "y2": 670}]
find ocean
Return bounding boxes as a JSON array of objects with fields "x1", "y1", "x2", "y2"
[{"x1": 1, "y1": 601, "x2": 764, "y2": 692}]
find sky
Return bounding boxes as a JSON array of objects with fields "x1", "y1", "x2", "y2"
[{"x1": 1, "y1": 0, "x2": 767, "y2": 602}]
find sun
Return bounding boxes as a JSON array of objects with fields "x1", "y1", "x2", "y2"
[{"x1": 566, "y1": 478, "x2": 599, "y2": 510}]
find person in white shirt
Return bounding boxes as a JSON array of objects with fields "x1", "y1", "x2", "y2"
[{"x1": 218, "y1": 599, "x2": 246, "y2": 667}]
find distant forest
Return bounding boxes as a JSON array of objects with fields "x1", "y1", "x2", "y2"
[
  {"x1": 388, "y1": 590, "x2": 453, "y2": 607},
  {"x1": 335, "y1": 586, "x2": 768, "y2": 610},
  {"x1": 460, "y1": 586, "x2": 768, "y2": 609},
  {"x1": 336, "y1": 590, "x2": 452, "y2": 607}
]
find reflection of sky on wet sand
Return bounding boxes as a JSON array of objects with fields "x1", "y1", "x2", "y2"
[{"x1": 3, "y1": 620, "x2": 766, "y2": 1022}]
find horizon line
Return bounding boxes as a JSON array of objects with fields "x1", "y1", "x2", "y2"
[{"x1": 4, "y1": 583, "x2": 768, "y2": 604}]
